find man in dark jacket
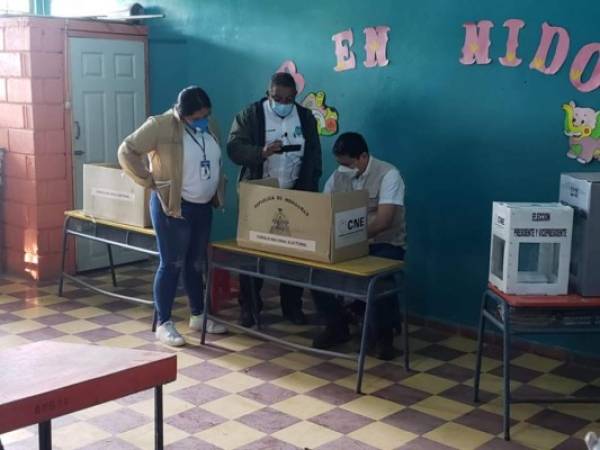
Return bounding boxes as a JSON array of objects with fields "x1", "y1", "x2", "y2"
[{"x1": 227, "y1": 72, "x2": 322, "y2": 327}]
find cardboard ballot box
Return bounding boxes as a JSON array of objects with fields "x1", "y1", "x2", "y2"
[
  {"x1": 559, "y1": 172, "x2": 600, "y2": 296},
  {"x1": 237, "y1": 179, "x2": 369, "y2": 263},
  {"x1": 489, "y1": 202, "x2": 573, "y2": 295},
  {"x1": 83, "y1": 163, "x2": 151, "y2": 228}
]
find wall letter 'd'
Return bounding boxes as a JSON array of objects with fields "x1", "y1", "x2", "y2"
[{"x1": 530, "y1": 22, "x2": 570, "y2": 75}]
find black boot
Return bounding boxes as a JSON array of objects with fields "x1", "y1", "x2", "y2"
[
  {"x1": 313, "y1": 321, "x2": 351, "y2": 350},
  {"x1": 377, "y1": 327, "x2": 398, "y2": 361},
  {"x1": 239, "y1": 297, "x2": 263, "y2": 328},
  {"x1": 281, "y1": 299, "x2": 307, "y2": 325}
]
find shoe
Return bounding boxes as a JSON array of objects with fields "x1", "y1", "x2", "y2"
[
  {"x1": 189, "y1": 314, "x2": 227, "y2": 334},
  {"x1": 376, "y1": 327, "x2": 398, "y2": 361},
  {"x1": 239, "y1": 298, "x2": 262, "y2": 328},
  {"x1": 239, "y1": 308, "x2": 255, "y2": 327},
  {"x1": 283, "y1": 308, "x2": 307, "y2": 325},
  {"x1": 155, "y1": 320, "x2": 185, "y2": 347},
  {"x1": 313, "y1": 323, "x2": 351, "y2": 350}
]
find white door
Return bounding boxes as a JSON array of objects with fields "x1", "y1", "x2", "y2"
[{"x1": 70, "y1": 37, "x2": 147, "y2": 271}]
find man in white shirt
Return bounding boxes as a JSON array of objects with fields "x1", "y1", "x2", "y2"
[
  {"x1": 227, "y1": 73, "x2": 322, "y2": 327},
  {"x1": 314, "y1": 132, "x2": 406, "y2": 360}
]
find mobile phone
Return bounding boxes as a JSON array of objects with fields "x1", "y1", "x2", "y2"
[{"x1": 279, "y1": 144, "x2": 301, "y2": 152}]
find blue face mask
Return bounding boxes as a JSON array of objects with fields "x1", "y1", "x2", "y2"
[
  {"x1": 190, "y1": 117, "x2": 209, "y2": 132},
  {"x1": 271, "y1": 101, "x2": 294, "y2": 118}
]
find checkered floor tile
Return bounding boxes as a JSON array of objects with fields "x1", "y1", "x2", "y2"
[{"x1": 0, "y1": 263, "x2": 598, "y2": 449}]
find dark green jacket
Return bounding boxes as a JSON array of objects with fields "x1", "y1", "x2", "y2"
[{"x1": 226, "y1": 99, "x2": 322, "y2": 192}]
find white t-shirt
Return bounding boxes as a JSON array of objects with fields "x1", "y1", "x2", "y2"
[
  {"x1": 323, "y1": 157, "x2": 404, "y2": 205},
  {"x1": 181, "y1": 128, "x2": 221, "y2": 204},
  {"x1": 262, "y1": 100, "x2": 305, "y2": 189}
]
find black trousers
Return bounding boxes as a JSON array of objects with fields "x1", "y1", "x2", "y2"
[
  {"x1": 238, "y1": 275, "x2": 303, "y2": 314},
  {"x1": 312, "y1": 243, "x2": 404, "y2": 331}
]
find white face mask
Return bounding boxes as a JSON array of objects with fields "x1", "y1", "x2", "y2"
[{"x1": 337, "y1": 165, "x2": 359, "y2": 177}]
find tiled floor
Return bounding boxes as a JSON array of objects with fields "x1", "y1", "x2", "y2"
[{"x1": 0, "y1": 263, "x2": 599, "y2": 450}]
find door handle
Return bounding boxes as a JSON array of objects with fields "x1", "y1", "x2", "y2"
[
  {"x1": 74, "y1": 121, "x2": 81, "y2": 140},
  {"x1": 74, "y1": 150, "x2": 85, "y2": 156}
]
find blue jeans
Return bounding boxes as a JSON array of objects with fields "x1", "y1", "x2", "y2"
[{"x1": 150, "y1": 193, "x2": 213, "y2": 324}]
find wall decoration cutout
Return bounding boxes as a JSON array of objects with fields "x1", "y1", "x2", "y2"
[
  {"x1": 563, "y1": 101, "x2": 600, "y2": 164},
  {"x1": 499, "y1": 19, "x2": 524, "y2": 67},
  {"x1": 301, "y1": 91, "x2": 339, "y2": 136},
  {"x1": 363, "y1": 26, "x2": 390, "y2": 68},
  {"x1": 570, "y1": 43, "x2": 600, "y2": 93},
  {"x1": 332, "y1": 29, "x2": 356, "y2": 72},
  {"x1": 529, "y1": 22, "x2": 570, "y2": 75},
  {"x1": 460, "y1": 20, "x2": 493, "y2": 65},
  {"x1": 459, "y1": 18, "x2": 600, "y2": 93},
  {"x1": 276, "y1": 60, "x2": 305, "y2": 95}
]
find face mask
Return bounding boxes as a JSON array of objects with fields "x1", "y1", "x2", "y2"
[
  {"x1": 190, "y1": 117, "x2": 209, "y2": 132},
  {"x1": 338, "y1": 165, "x2": 359, "y2": 177},
  {"x1": 271, "y1": 101, "x2": 294, "y2": 118}
]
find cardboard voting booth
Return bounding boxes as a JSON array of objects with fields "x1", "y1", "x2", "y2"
[
  {"x1": 83, "y1": 163, "x2": 151, "y2": 228},
  {"x1": 237, "y1": 179, "x2": 369, "y2": 263}
]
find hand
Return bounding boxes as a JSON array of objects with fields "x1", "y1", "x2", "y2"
[{"x1": 262, "y1": 140, "x2": 282, "y2": 158}]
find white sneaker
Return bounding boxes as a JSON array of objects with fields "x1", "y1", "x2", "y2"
[
  {"x1": 189, "y1": 314, "x2": 227, "y2": 334},
  {"x1": 155, "y1": 320, "x2": 185, "y2": 347}
]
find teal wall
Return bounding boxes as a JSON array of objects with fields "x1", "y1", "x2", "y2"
[{"x1": 142, "y1": 0, "x2": 600, "y2": 356}]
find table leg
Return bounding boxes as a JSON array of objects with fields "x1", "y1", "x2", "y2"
[
  {"x1": 38, "y1": 420, "x2": 51, "y2": 450},
  {"x1": 503, "y1": 303, "x2": 512, "y2": 441},
  {"x1": 107, "y1": 244, "x2": 118, "y2": 287},
  {"x1": 402, "y1": 296, "x2": 410, "y2": 371},
  {"x1": 249, "y1": 276, "x2": 261, "y2": 330},
  {"x1": 58, "y1": 217, "x2": 70, "y2": 297},
  {"x1": 151, "y1": 309, "x2": 158, "y2": 333},
  {"x1": 473, "y1": 292, "x2": 488, "y2": 403},
  {"x1": 201, "y1": 262, "x2": 213, "y2": 345},
  {"x1": 356, "y1": 278, "x2": 377, "y2": 394},
  {"x1": 155, "y1": 385, "x2": 163, "y2": 450}
]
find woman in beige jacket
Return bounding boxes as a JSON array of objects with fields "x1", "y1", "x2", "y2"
[{"x1": 118, "y1": 86, "x2": 226, "y2": 346}]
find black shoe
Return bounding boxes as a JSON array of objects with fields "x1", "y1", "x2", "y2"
[
  {"x1": 283, "y1": 308, "x2": 307, "y2": 325},
  {"x1": 377, "y1": 344, "x2": 397, "y2": 361},
  {"x1": 377, "y1": 327, "x2": 399, "y2": 361},
  {"x1": 239, "y1": 308, "x2": 255, "y2": 328},
  {"x1": 313, "y1": 323, "x2": 351, "y2": 350}
]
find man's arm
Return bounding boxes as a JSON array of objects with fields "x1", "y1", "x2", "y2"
[
  {"x1": 226, "y1": 108, "x2": 264, "y2": 168},
  {"x1": 368, "y1": 204, "x2": 399, "y2": 238},
  {"x1": 368, "y1": 168, "x2": 405, "y2": 238}
]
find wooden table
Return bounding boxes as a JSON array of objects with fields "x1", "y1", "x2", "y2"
[
  {"x1": 59, "y1": 210, "x2": 157, "y2": 305},
  {"x1": 201, "y1": 240, "x2": 408, "y2": 394},
  {"x1": 473, "y1": 286, "x2": 600, "y2": 441},
  {"x1": 0, "y1": 342, "x2": 177, "y2": 450}
]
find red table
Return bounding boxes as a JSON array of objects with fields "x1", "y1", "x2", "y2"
[
  {"x1": 0, "y1": 342, "x2": 177, "y2": 450},
  {"x1": 473, "y1": 286, "x2": 600, "y2": 441}
]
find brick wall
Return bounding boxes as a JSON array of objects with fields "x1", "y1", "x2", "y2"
[
  {"x1": 0, "y1": 17, "x2": 147, "y2": 281},
  {"x1": 0, "y1": 19, "x2": 66, "y2": 281}
]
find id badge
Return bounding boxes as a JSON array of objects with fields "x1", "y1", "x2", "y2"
[{"x1": 200, "y1": 160, "x2": 211, "y2": 180}]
